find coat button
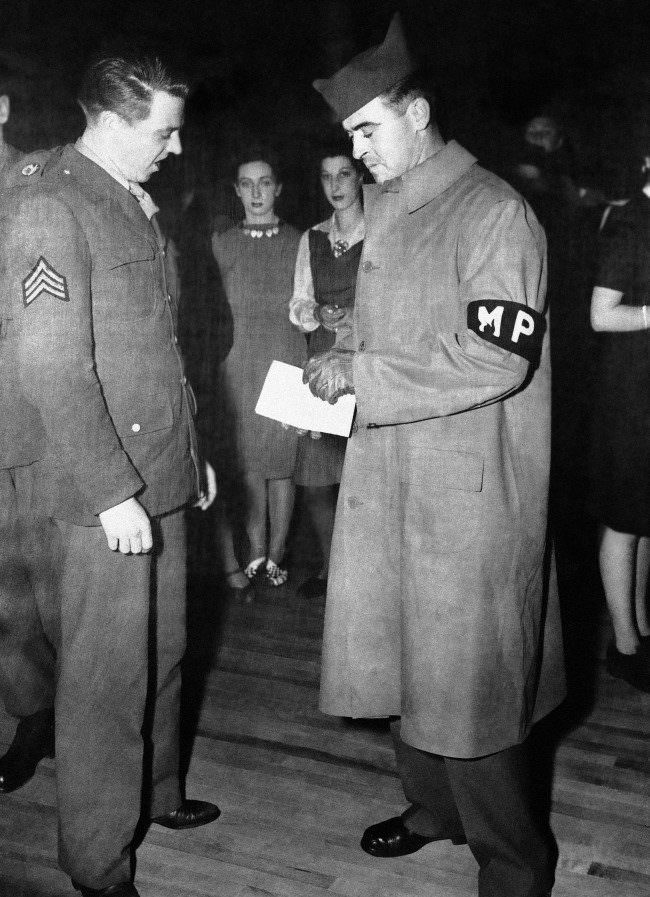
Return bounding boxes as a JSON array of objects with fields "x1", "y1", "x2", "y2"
[
  {"x1": 167, "y1": 293, "x2": 172, "y2": 301},
  {"x1": 362, "y1": 260, "x2": 375, "y2": 273},
  {"x1": 131, "y1": 423, "x2": 141, "y2": 433},
  {"x1": 358, "y1": 340, "x2": 366, "y2": 351}
]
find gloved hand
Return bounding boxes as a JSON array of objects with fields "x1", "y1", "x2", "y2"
[{"x1": 303, "y1": 348, "x2": 355, "y2": 404}]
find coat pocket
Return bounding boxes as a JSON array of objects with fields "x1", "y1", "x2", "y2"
[{"x1": 400, "y1": 446, "x2": 484, "y2": 553}]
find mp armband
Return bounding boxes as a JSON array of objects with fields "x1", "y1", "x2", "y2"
[{"x1": 467, "y1": 300, "x2": 545, "y2": 364}]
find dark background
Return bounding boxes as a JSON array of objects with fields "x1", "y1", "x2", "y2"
[{"x1": 1, "y1": 0, "x2": 649, "y2": 227}]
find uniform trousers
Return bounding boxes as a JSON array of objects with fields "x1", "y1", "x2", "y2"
[
  {"x1": 0, "y1": 466, "x2": 56, "y2": 717},
  {"x1": 1, "y1": 462, "x2": 187, "y2": 889},
  {"x1": 54, "y1": 510, "x2": 186, "y2": 889},
  {"x1": 391, "y1": 721, "x2": 555, "y2": 897}
]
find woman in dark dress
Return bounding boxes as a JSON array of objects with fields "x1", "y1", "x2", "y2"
[
  {"x1": 212, "y1": 150, "x2": 304, "y2": 588},
  {"x1": 589, "y1": 154, "x2": 650, "y2": 691},
  {"x1": 290, "y1": 141, "x2": 364, "y2": 597}
]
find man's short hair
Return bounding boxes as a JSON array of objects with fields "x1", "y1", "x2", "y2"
[
  {"x1": 78, "y1": 55, "x2": 189, "y2": 125},
  {"x1": 379, "y1": 69, "x2": 436, "y2": 121}
]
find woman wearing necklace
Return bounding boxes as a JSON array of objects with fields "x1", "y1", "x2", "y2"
[
  {"x1": 212, "y1": 149, "x2": 304, "y2": 590},
  {"x1": 290, "y1": 140, "x2": 365, "y2": 598}
]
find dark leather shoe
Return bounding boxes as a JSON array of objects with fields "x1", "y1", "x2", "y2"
[
  {"x1": 0, "y1": 708, "x2": 54, "y2": 793},
  {"x1": 72, "y1": 881, "x2": 140, "y2": 896},
  {"x1": 606, "y1": 642, "x2": 650, "y2": 692},
  {"x1": 151, "y1": 798, "x2": 221, "y2": 829},
  {"x1": 360, "y1": 815, "x2": 466, "y2": 857}
]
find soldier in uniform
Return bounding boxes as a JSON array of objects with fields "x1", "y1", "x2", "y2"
[
  {"x1": 0, "y1": 67, "x2": 57, "y2": 796},
  {"x1": 1, "y1": 56, "x2": 219, "y2": 897},
  {"x1": 306, "y1": 15, "x2": 566, "y2": 897}
]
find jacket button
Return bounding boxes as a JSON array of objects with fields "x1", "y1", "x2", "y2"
[
  {"x1": 167, "y1": 293, "x2": 172, "y2": 301},
  {"x1": 358, "y1": 340, "x2": 366, "y2": 351},
  {"x1": 131, "y1": 423, "x2": 141, "y2": 433},
  {"x1": 362, "y1": 260, "x2": 374, "y2": 273}
]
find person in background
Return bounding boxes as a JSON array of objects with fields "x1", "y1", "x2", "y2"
[
  {"x1": 0, "y1": 72, "x2": 22, "y2": 181},
  {"x1": 306, "y1": 14, "x2": 565, "y2": 896},
  {"x1": 0, "y1": 55, "x2": 220, "y2": 897},
  {"x1": 290, "y1": 137, "x2": 364, "y2": 598},
  {"x1": 212, "y1": 149, "x2": 305, "y2": 589},
  {"x1": 589, "y1": 152, "x2": 650, "y2": 693}
]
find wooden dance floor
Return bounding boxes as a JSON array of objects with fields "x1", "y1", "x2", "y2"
[{"x1": 1, "y1": 542, "x2": 648, "y2": 897}]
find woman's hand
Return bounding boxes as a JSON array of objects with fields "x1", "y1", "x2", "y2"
[{"x1": 315, "y1": 304, "x2": 352, "y2": 332}]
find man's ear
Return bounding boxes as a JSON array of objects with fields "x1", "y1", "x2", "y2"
[
  {"x1": 0, "y1": 95, "x2": 10, "y2": 126},
  {"x1": 99, "y1": 109, "x2": 127, "y2": 132},
  {"x1": 407, "y1": 96, "x2": 430, "y2": 133}
]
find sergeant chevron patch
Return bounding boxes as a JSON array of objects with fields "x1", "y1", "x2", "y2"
[{"x1": 22, "y1": 257, "x2": 70, "y2": 307}]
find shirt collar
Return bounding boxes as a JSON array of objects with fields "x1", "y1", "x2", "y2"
[
  {"x1": 327, "y1": 211, "x2": 365, "y2": 248},
  {"x1": 378, "y1": 141, "x2": 477, "y2": 212}
]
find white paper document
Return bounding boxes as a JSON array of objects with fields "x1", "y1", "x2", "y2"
[{"x1": 255, "y1": 360, "x2": 356, "y2": 437}]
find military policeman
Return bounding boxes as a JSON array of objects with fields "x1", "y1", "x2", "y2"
[
  {"x1": 1, "y1": 56, "x2": 218, "y2": 897},
  {"x1": 306, "y1": 15, "x2": 566, "y2": 897}
]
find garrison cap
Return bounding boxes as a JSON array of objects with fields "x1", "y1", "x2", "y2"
[{"x1": 313, "y1": 13, "x2": 414, "y2": 122}]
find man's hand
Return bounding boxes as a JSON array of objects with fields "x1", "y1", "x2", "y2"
[
  {"x1": 303, "y1": 349, "x2": 355, "y2": 404},
  {"x1": 98, "y1": 497, "x2": 152, "y2": 555},
  {"x1": 195, "y1": 460, "x2": 217, "y2": 511}
]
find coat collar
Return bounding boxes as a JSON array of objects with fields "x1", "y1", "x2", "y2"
[
  {"x1": 56, "y1": 144, "x2": 158, "y2": 248},
  {"x1": 377, "y1": 140, "x2": 477, "y2": 213}
]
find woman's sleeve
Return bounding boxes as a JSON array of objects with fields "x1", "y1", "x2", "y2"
[{"x1": 289, "y1": 229, "x2": 320, "y2": 332}]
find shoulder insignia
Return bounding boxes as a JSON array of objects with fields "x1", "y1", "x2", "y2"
[
  {"x1": 22, "y1": 257, "x2": 70, "y2": 307},
  {"x1": 467, "y1": 300, "x2": 545, "y2": 364},
  {"x1": 21, "y1": 163, "x2": 41, "y2": 177}
]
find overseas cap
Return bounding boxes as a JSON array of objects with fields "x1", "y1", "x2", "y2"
[{"x1": 313, "y1": 13, "x2": 414, "y2": 122}]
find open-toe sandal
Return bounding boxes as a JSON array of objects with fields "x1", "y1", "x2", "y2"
[
  {"x1": 244, "y1": 557, "x2": 266, "y2": 580},
  {"x1": 265, "y1": 559, "x2": 288, "y2": 586}
]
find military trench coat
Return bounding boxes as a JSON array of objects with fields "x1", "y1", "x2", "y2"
[{"x1": 319, "y1": 142, "x2": 566, "y2": 758}]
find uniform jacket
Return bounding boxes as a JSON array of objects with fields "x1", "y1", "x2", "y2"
[
  {"x1": 320, "y1": 141, "x2": 566, "y2": 758},
  {"x1": 0, "y1": 145, "x2": 200, "y2": 523},
  {"x1": 0, "y1": 143, "x2": 47, "y2": 468}
]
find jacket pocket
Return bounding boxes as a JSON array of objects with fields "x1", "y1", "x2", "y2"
[
  {"x1": 111, "y1": 396, "x2": 174, "y2": 438},
  {"x1": 95, "y1": 243, "x2": 158, "y2": 322}
]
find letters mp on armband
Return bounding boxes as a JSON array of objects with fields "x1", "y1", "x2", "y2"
[
  {"x1": 467, "y1": 300, "x2": 545, "y2": 364},
  {"x1": 22, "y1": 257, "x2": 70, "y2": 307}
]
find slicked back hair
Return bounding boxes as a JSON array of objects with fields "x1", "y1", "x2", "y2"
[{"x1": 78, "y1": 55, "x2": 189, "y2": 125}]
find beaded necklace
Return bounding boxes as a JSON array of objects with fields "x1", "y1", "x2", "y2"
[{"x1": 241, "y1": 220, "x2": 280, "y2": 238}]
